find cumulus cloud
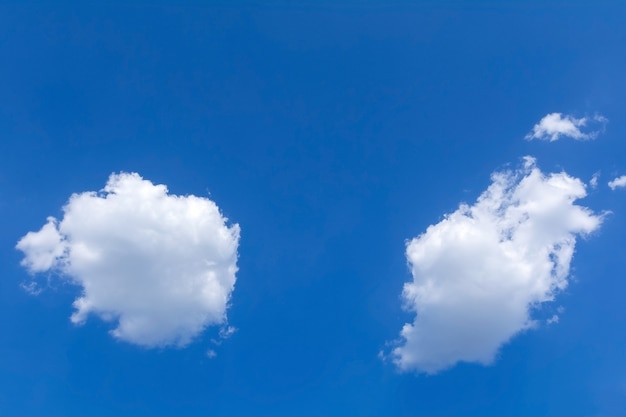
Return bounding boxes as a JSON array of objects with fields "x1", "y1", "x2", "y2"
[
  {"x1": 16, "y1": 173, "x2": 240, "y2": 348},
  {"x1": 608, "y1": 175, "x2": 626, "y2": 190},
  {"x1": 390, "y1": 157, "x2": 602, "y2": 374},
  {"x1": 525, "y1": 113, "x2": 607, "y2": 141}
]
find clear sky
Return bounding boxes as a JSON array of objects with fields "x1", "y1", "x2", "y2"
[{"x1": 1, "y1": 2, "x2": 626, "y2": 416}]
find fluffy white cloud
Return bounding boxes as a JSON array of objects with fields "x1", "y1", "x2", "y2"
[
  {"x1": 390, "y1": 157, "x2": 602, "y2": 374},
  {"x1": 16, "y1": 173, "x2": 240, "y2": 348},
  {"x1": 608, "y1": 175, "x2": 626, "y2": 190},
  {"x1": 525, "y1": 113, "x2": 607, "y2": 141}
]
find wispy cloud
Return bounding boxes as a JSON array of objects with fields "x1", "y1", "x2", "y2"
[
  {"x1": 16, "y1": 173, "x2": 240, "y2": 348},
  {"x1": 389, "y1": 157, "x2": 602, "y2": 374},
  {"x1": 525, "y1": 113, "x2": 607, "y2": 141},
  {"x1": 590, "y1": 172, "x2": 600, "y2": 189},
  {"x1": 211, "y1": 325, "x2": 237, "y2": 346},
  {"x1": 608, "y1": 175, "x2": 626, "y2": 190}
]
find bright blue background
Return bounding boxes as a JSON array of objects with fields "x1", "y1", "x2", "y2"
[{"x1": 1, "y1": 2, "x2": 625, "y2": 416}]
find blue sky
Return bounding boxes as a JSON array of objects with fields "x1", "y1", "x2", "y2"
[{"x1": 1, "y1": 2, "x2": 626, "y2": 416}]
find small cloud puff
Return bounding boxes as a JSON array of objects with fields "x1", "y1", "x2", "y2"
[
  {"x1": 16, "y1": 173, "x2": 240, "y2": 348},
  {"x1": 525, "y1": 113, "x2": 607, "y2": 141},
  {"x1": 211, "y1": 325, "x2": 237, "y2": 346},
  {"x1": 608, "y1": 175, "x2": 626, "y2": 190},
  {"x1": 389, "y1": 157, "x2": 602, "y2": 374}
]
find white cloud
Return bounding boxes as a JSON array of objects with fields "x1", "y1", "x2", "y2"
[
  {"x1": 390, "y1": 157, "x2": 602, "y2": 374},
  {"x1": 19, "y1": 281, "x2": 43, "y2": 296},
  {"x1": 608, "y1": 175, "x2": 626, "y2": 190},
  {"x1": 590, "y1": 172, "x2": 600, "y2": 189},
  {"x1": 525, "y1": 113, "x2": 607, "y2": 141},
  {"x1": 16, "y1": 173, "x2": 240, "y2": 348},
  {"x1": 219, "y1": 325, "x2": 237, "y2": 339},
  {"x1": 211, "y1": 325, "x2": 237, "y2": 346}
]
